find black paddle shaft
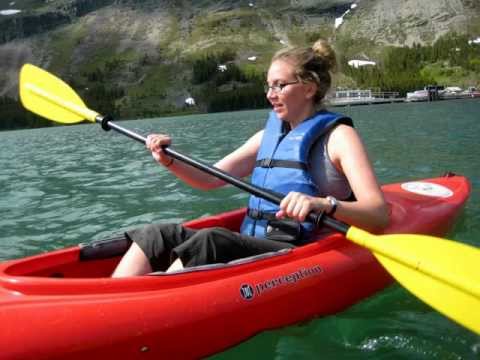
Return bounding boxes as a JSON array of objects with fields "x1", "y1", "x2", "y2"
[{"x1": 96, "y1": 116, "x2": 349, "y2": 234}]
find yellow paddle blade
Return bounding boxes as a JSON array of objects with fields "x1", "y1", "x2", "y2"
[
  {"x1": 19, "y1": 64, "x2": 98, "y2": 124},
  {"x1": 347, "y1": 227, "x2": 480, "y2": 334}
]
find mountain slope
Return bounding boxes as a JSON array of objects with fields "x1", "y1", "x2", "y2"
[
  {"x1": 0, "y1": 0, "x2": 479, "y2": 125},
  {"x1": 343, "y1": 0, "x2": 480, "y2": 45}
]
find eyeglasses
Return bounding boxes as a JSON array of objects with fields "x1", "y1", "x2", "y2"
[{"x1": 264, "y1": 81, "x2": 300, "y2": 94}]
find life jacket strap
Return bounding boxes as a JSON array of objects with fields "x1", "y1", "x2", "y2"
[{"x1": 255, "y1": 158, "x2": 308, "y2": 170}]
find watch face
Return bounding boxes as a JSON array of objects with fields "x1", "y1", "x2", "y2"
[
  {"x1": 326, "y1": 196, "x2": 337, "y2": 215},
  {"x1": 327, "y1": 196, "x2": 336, "y2": 205}
]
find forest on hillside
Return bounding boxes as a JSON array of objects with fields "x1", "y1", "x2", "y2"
[
  {"x1": 2, "y1": 33, "x2": 479, "y2": 130},
  {"x1": 342, "y1": 33, "x2": 480, "y2": 94}
]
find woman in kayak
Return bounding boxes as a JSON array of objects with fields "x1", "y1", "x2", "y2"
[{"x1": 112, "y1": 39, "x2": 389, "y2": 277}]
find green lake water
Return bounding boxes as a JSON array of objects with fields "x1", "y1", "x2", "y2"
[{"x1": 1, "y1": 99, "x2": 479, "y2": 358}]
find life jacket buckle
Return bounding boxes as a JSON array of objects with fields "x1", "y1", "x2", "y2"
[
  {"x1": 247, "y1": 208, "x2": 262, "y2": 219},
  {"x1": 259, "y1": 158, "x2": 273, "y2": 168}
]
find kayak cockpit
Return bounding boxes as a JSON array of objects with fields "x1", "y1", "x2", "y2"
[
  {"x1": 0, "y1": 204, "x2": 344, "y2": 281},
  {"x1": 0, "y1": 234, "x2": 344, "y2": 296},
  {"x1": 1, "y1": 233, "x2": 336, "y2": 279}
]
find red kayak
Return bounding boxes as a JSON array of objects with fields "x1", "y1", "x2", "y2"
[{"x1": 0, "y1": 174, "x2": 470, "y2": 360}]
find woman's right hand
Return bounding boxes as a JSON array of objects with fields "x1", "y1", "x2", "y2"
[{"x1": 146, "y1": 134, "x2": 174, "y2": 167}]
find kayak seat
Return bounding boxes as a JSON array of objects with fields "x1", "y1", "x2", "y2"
[{"x1": 149, "y1": 248, "x2": 292, "y2": 275}]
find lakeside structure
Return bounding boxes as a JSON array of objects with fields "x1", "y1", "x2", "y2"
[{"x1": 328, "y1": 89, "x2": 404, "y2": 107}]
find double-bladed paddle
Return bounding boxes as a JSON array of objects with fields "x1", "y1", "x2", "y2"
[{"x1": 19, "y1": 64, "x2": 480, "y2": 335}]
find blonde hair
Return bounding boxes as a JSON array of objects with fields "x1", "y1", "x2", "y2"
[{"x1": 272, "y1": 39, "x2": 337, "y2": 104}]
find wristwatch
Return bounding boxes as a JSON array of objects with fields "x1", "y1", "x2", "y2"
[{"x1": 326, "y1": 196, "x2": 338, "y2": 215}]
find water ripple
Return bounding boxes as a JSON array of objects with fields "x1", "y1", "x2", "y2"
[{"x1": 1, "y1": 102, "x2": 479, "y2": 359}]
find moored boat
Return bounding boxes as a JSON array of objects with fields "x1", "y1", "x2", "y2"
[{"x1": 0, "y1": 173, "x2": 470, "y2": 360}]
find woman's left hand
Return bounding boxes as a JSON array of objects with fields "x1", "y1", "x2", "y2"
[{"x1": 276, "y1": 192, "x2": 330, "y2": 222}]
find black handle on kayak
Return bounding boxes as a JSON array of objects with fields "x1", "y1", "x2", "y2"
[{"x1": 97, "y1": 115, "x2": 350, "y2": 234}]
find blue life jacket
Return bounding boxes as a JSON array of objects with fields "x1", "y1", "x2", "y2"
[{"x1": 240, "y1": 110, "x2": 353, "y2": 242}]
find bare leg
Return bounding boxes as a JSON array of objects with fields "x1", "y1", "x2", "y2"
[
  {"x1": 112, "y1": 242, "x2": 152, "y2": 278},
  {"x1": 166, "y1": 257, "x2": 184, "y2": 273}
]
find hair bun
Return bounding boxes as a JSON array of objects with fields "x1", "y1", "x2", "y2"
[{"x1": 312, "y1": 39, "x2": 337, "y2": 73}]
